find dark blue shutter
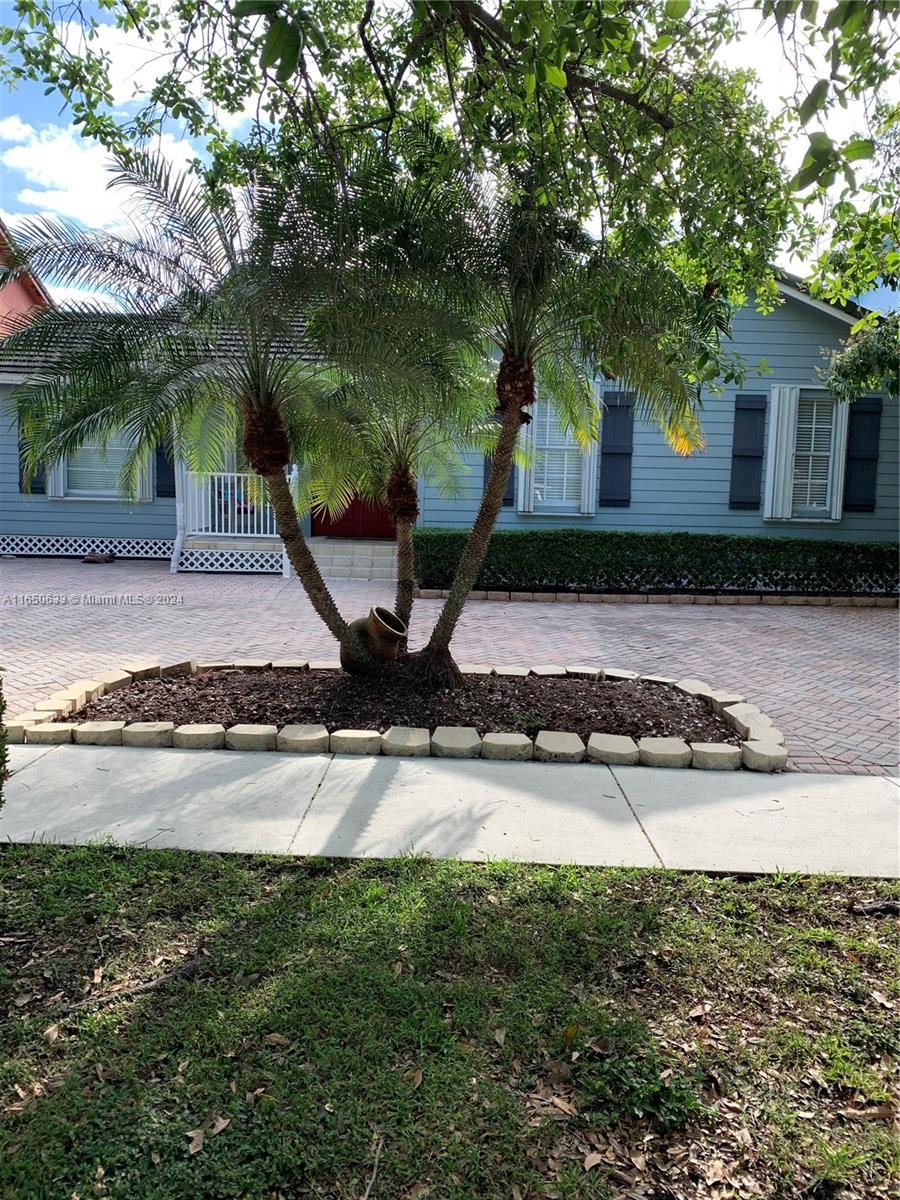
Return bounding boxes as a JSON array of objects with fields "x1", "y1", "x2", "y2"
[
  {"x1": 843, "y1": 396, "x2": 882, "y2": 512},
  {"x1": 598, "y1": 391, "x2": 633, "y2": 507},
  {"x1": 728, "y1": 394, "x2": 767, "y2": 510},
  {"x1": 18, "y1": 435, "x2": 45, "y2": 494},
  {"x1": 155, "y1": 446, "x2": 176, "y2": 498},
  {"x1": 483, "y1": 426, "x2": 516, "y2": 508}
]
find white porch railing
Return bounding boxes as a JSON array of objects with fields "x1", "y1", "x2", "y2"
[{"x1": 184, "y1": 471, "x2": 279, "y2": 538}]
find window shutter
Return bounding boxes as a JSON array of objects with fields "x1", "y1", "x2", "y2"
[
  {"x1": 135, "y1": 451, "x2": 154, "y2": 503},
  {"x1": 482, "y1": 454, "x2": 516, "y2": 506},
  {"x1": 155, "y1": 447, "x2": 177, "y2": 499},
  {"x1": 598, "y1": 392, "x2": 633, "y2": 507},
  {"x1": 728, "y1": 394, "x2": 766, "y2": 509},
  {"x1": 18, "y1": 435, "x2": 45, "y2": 494},
  {"x1": 843, "y1": 396, "x2": 882, "y2": 513},
  {"x1": 763, "y1": 385, "x2": 799, "y2": 519},
  {"x1": 45, "y1": 459, "x2": 66, "y2": 498}
]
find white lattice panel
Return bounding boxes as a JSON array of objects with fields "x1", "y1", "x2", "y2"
[
  {"x1": 178, "y1": 548, "x2": 284, "y2": 574},
  {"x1": 0, "y1": 534, "x2": 173, "y2": 559}
]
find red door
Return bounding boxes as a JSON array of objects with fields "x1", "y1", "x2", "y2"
[{"x1": 311, "y1": 496, "x2": 395, "y2": 539}]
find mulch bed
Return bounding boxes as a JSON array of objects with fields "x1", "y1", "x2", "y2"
[{"x1": 66, "y1": 667, "x2": 741, "y2": 744}]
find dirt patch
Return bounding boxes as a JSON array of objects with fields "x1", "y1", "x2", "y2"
[{"x1": 67, "y1": 668, "x2": 741, "y2": 744}]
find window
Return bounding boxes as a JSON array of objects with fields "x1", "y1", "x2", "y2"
[
  {"x1": 763, "y1": 386, "x2": 849, "y2": 522},
  {"x1": 65, "y1": 434, "x2": 132, "y2": 496},
  {"x1": 518, "y1": 399, "x2": 596, "y2": 514},
  {"x1": 791, "y1": 392, "x2": 836, "y2": 515}
]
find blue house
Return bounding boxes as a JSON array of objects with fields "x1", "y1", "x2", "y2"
[{"x1": 0, "y1": 278, "x2": 896, "y2": 576}]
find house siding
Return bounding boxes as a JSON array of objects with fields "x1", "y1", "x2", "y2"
[
  {"x1": 419, "y1": 296, "x2": 899, "y2": 543},
  {"x1": 0, "y1": 389, "x2": 176, "y2": 545}
]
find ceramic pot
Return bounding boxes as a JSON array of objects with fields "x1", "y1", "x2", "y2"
[{"x1": 340, "y1": 606, "x2": 407, "y2": 674}]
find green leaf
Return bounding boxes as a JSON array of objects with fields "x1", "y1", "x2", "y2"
[
  {"x1": 543, "y1": 63, "x2": 568, "y2": 89},
  {"x1": 808, "y1": 131, "x2": 834, "y2": 158},
  {"x1": 843, "y1": 137, "x2": 874, "y2": 163},
  {"x1": 524, "y1": 71, "x2": 536, "y2": 99},
  {"x1": 275, "y1": 21, "x2": 301, "y2": 81},
  {"x1": 664, "y1": 0, "x2": 690, "y2": 18},
  {"x1": 798, "y1": 78, "x2": 828, "y2": 125},
  {"x1": 233, "y1": 0, "x2": 281, "y2": 16},
  {"x1": 260, "y1": 16, "x2": 288, "y2": 70}
]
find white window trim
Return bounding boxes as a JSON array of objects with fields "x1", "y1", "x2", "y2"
[
  {"x1": 763, "y1": 385, "x2": 848, "y2": 522},
  {"x1": 517, "y1": 401, "x2": 597, "y2": 516},
  {"x1": 45, "y1": 448, "x2": 154, "y2": 503}
]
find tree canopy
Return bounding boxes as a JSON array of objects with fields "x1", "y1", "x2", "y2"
[{"x1": 2, "y1": 1, "x2": 898, "y2": 305}]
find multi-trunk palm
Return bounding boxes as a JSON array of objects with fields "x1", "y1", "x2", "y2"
[{"x1": 2, "y1": 149, "x2": 475, "y2": 665}]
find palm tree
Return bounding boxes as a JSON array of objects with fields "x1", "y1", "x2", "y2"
[
  {"x1": 298, "y1": 348, "x2": 497, "y2": 629},
  {"x1": 407, "y1": 171, "x2": 728, "y2": 685},
  {"x1": 1, "y1": 149, "x2": 473, "y2": 667}
]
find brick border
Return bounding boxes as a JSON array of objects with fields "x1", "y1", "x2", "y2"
[
  {"x1": 5, "y1": 660, "x2": 788, "y2": 773},
  {"x1": 413, "y1": 588, "x2": 898, "y2": 608}
]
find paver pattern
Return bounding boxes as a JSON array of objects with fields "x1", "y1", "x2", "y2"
[{"x1": 2, "y1": 557, "x2": 897, "y2": 775}]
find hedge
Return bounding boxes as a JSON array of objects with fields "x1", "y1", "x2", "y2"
[{"x1": 412, "y1": 528, "x2": 900, "y2": 596}]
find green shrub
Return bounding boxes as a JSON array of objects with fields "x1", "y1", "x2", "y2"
[{"x1": 412, "y1": 527, "x2": 899, "y2": 596}]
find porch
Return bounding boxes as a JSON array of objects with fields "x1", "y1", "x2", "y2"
[{"x1": 174, "y1": 470, "x2": 396, "y2": 578}]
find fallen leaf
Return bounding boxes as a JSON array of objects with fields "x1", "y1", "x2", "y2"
[
  {"x1": 150, "y1": 1152, "x2": 161, "y2": 1165},
  {"x1": 42, "y1": 1024, "x2": 59, "y2": 1045},
  {"x1": 550, "y1": 1096, "x2": 577, "y2": 1116},
  {"x1": 872, "y1": 990, "x2": 893, "y2": 1009},
  {"x1": 584, "y1": 1152, "x2": 605, "y2": 1171},
  {"x1": 263, "y1": 1033, "x2": 291, "y2": 1047},
  {"x1": 210, "y1": 1115, "x2": 230, "y2": 1136},
  {"x1": 689, "y1": 1002, "x2": 711, "y2": 1021},
  {"x1": 185, "y1": 1129, "x2": 204, "y2": 1155},
  {"x1": 92, "y1": 966, "x2": 104, "y2": 985},
  {"x1": 392, "y1": 960, "x2": 403, "y2": 975},
  {"x1": 493, "y1": 1028, "x2": 507, "y2": 1048}
]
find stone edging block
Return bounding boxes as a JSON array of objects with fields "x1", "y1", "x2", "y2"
[
  {"x1": 225, "y1": 724, "x2": 277, "y2": 751},
  {"x1": 7, "y1": 657, "x2": 790, "y2": 774},
  {"x1": 174, "y1": 724, "x2": 226, "y2": 750},
  {"x1": 534, "y1": 731, "x2": 585, "y2": 763},
  {"x1": 482, "y1": 732, "x2": 533, "y2": 760}
]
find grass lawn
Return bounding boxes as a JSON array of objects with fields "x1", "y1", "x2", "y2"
[{"x1": 1, "y1": 847, "x2": 897, "y2": 1200}]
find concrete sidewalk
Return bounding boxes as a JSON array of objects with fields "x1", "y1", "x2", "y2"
[{"x1": 3, "y1": 744, "x2": 898, "y2": 877}]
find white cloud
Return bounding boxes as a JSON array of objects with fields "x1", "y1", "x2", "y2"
[
  {"x1": 0, "y1": 115, "x2": 35, "y2": 143},
  {"x1": 1, "y1": 122, "x2": 196, "y2": 228}
]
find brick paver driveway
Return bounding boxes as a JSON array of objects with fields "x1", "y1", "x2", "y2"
[{"x1": 2, "y1": 558, "x2": 897, "y2": 775}]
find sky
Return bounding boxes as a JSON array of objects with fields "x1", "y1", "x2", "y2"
[{"x1": 0, "y1": 2, "x2": 895, "y2": 312}]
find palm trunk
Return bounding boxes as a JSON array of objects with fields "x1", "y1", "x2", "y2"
[
  {"x1": 394, "y1": 516, "x2": 416, "y2": 630},
  {"x1": 263, "y1": 470, "x2": 370, "y2": 664},
  {"x1": 416, "y1": 353, "x2": 533, "y2": 686},
  {"x1": 386, "y1": 464, "x2": 420, "y2": 636}
]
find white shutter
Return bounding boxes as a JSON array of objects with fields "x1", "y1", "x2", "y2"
[
  {"x1": 763, "y1": 385, "x2": 798, "y2": 520},
  {"x1": 45, "y1": 459, "x2": 66, "y2": 499},
  {"x1": 136, "y1": 451, "x2": 153, "y2": 503},
  {"x1": 517, "y1": 416, "x2": 535, "y2": 512}
]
